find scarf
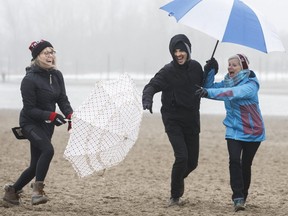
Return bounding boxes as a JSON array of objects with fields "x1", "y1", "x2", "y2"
[{"x1": 224, "y1": 69, "x2": 250, "y2": 87}]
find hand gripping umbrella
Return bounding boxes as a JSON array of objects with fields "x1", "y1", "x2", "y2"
[
  {"x1": 64, "y1": 73, "x2": 143, "y2": 177},
  {"x1": 160, "y1": 0, "x2": 285, "y2": 58}
]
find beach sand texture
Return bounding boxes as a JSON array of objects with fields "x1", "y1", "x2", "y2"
[{"x1": 0, "y1": 110, "x2": 288, "y2": 216}]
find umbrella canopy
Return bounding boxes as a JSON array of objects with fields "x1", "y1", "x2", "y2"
[
  {"x1": 160, "y1": 0, "x2": 285, "y2": 54},
  {"x1": 64, "y1": 73, "x2": 143, "y2": 177}
]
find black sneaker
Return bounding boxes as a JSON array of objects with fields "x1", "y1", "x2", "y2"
[
  {"x1": 168, "y1": 197, "x2": 184, "y2": 207},
  {"x1": 233, "y1": 198, "x2": 245, "y2": 212}
]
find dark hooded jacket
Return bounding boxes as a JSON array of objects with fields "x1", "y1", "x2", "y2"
[
  {"x1": 143, "y1": 34, "x2": 203, "y2": 112},
  {"x1": 19, "y1": 65, "x2": 73, "y2": 127},
  {"x1": 142, "y1": 34, "x2": 204, "y2": 133}
]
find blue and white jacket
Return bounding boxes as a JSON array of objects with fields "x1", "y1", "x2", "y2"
[{"x1": 203, "y1": 69, "x2": 265, "y2": 142}]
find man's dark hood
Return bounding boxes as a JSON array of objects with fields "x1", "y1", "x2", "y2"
[{"x1": 169, "y1": 34, "x2": 192, "y2": 61}]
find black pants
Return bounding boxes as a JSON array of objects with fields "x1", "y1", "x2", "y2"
[
  {"x1": 227, "y1": 139, "x2": 260, "y2": 201},
  {"x1": 13, "y1": 124, "x2": 54, "y2": 191},
  {"x1": 162, "y1": 109, "x2": 200, "y2": 199},
  {"x1": 167, "y1": 129, "x2": 199, "y2": 198}
]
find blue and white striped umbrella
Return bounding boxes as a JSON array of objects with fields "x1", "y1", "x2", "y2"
[{"x1": 160, "y1": 0, "x2": 285, "y2": 54}]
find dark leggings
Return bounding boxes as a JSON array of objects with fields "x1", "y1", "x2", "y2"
[
  {"x1": 13, "y1": 124, "x2": 54, "y2": 191},
  {"x1": 227, "y1": 139, "x2": 260, "y2": 201}
]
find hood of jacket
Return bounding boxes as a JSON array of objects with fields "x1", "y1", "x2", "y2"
[{"x1": 169, "y1": 34, "x2": 192, "y2": 62}]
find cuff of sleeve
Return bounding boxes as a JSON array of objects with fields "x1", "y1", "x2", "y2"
[
  {"x1": 49, "y1": 112, "x2": 57, "y2": 121},
  {"x1": 66, "y1": 113, "x2": 73, "y2": 119}
]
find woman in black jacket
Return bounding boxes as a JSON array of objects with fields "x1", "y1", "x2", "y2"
[
  {"x1": 3, "y1": 40, "x2": 73, "y2": 206},
  {"x1": 142, "y1": 34, "x2": 215, "y2": 206}
]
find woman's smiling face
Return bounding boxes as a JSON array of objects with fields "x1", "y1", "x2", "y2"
[
  {"x1": 37, "y1": 47, "x2": 56, "y2": 69},
  {"x1": 228, "y1": 58, "x2": 242, "y2": 78}
]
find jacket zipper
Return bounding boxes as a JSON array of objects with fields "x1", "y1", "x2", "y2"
[{"x1": 50, "y1": 74, "x2": 52, "y2": 85}]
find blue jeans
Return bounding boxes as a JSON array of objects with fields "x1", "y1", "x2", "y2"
[{"x1": 227, "y1": 139, "x2": 260, "y2": 201}]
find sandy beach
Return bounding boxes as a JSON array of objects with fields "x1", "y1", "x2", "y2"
[{"x1": 1, "y1": 109, "x2": 288, "y2": 216}]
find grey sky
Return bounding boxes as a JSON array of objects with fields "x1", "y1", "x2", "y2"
[{"x1": 0, "y1": 0, "x2": 287, "y2": 78}]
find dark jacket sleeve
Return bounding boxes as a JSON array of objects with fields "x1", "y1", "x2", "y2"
[
  {"x1": 142, "y1": 85, "x2": 156, "y2": 105},
  {"x1": 142, "y1": 67, "x2": 169, "y2": 104}
]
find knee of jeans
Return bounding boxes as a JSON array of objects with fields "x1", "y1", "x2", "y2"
[
  {"x1": 175, "y1": 155, "x2": 188, "y2": 165},
  {"x1": 229, "y1": 157, "x2": 241, "y2": 165},
  {"x1": 242, "y1": 160, "x2": 253, "y2": 167},
  {"x1": 183, "y1": 161, "x2": 198, "y2": 178},
  {"x1": 190, "y1": 161, "x2": 198, "y2": 170}
]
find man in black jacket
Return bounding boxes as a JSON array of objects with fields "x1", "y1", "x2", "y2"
[{"x1": 142, "y1": 34, "x2": 209, "y2": 206}]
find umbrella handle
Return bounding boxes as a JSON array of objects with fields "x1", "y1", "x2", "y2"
[
  {"x1": 203, "y1": 40, "x2": 219, "y2": 86},
  {"x1": 211, "y1": 40, "x2": 219, "y2": 59}
]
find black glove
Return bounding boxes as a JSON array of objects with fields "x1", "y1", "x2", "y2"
[
  {"x1": 49, "y1": 112, "x2": 66, "y2": 126},
  {"x1": 143, "y1": 101, "x2": 153, "y2": 114},
  {"x1": 142, "y1": 85, "x2": 155, "y2": 114},
  {"x1": 204, "y1": 57, "x2": 219, "y2": 75},
  {"x1": 195, "y1": 87, "x2": 208, "y2": 98}
]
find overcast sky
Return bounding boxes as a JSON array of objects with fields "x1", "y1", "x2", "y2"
[{"x1": 0, "y1": 0, "x2": 287, "y2": 78}]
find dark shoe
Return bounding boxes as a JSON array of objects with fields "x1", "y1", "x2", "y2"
[
  {"x1": 3, "y1": 184, "x2": 22, "y2": 205},
  {"x1": 233, "y1": 198, "x2": 245, "y2": 212},
  {"x1": 168, "y1": 197, "x2": 181, "y2": 207}
]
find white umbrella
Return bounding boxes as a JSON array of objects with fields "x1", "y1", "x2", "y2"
[
  {"x1": 160, "y1": 0, "x2": 285, "y2": 56},
  {"x1": 64, "y1": 73, "x2": 143, "y2": 178}
]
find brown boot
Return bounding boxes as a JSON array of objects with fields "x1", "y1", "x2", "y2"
[
  {"x1": 31, "y1": 181, "x2": 48, "y2": 205},
  {"x1": 3, "y1": 184, "x2": 22, "y2": 205}
]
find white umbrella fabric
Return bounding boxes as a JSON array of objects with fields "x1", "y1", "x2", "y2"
[
  {"x1": 160, "y1": 0, "x2": 285, "y2": 56},
  {"x1": 64, "y1": 73, "x2": 143, "y2": 177}
]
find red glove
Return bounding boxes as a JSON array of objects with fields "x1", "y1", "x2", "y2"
[
  {"x1": 49, "y1": 112, "x2": 66, "y2": 126},
  {"x1": 66, "y1": 113, "x2": 73, "y2": 131}
]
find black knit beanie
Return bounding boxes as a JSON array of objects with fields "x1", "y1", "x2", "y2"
[
  {"x1": 29, "y1": 40, "x2": 53, "y2": 60},
  {"x1": 174, "y1": 41, "x2": 189, "y2": 54}
]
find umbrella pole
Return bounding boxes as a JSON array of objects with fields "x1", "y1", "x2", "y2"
[{"x1": 211, "y1": 40, "x2": 219, "y2": 59}]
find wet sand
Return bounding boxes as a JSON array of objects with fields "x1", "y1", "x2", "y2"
[{"x1": 1, "y1": 109, "x2": 288, "y2": 216}]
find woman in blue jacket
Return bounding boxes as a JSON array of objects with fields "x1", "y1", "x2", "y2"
[{"x1": 196, "y1": 54, "x2": 265, "y2": 212}]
